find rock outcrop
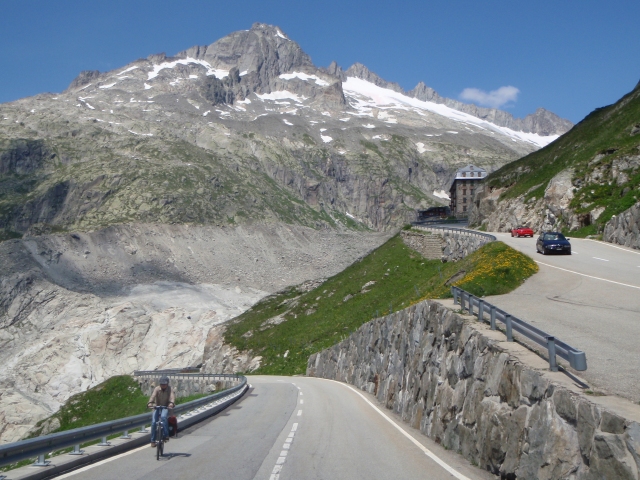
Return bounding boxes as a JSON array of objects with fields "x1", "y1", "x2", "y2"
[
  {"x1": 603, "y1": 201, "x2": 640, "y2": 249},
  {"x1": 308, "y1": 300, "x2": 640, "y2": 479},
  {"x1": 470, "y1": 168, "x2": 580, "y2": 233}
]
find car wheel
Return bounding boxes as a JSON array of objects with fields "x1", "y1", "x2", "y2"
[
  {"x1": 542, "y1": 248, "x2": 547, "y2": 255},
  {"x1": 511, "y1": 232, "x2": 514, "y2": 237}
]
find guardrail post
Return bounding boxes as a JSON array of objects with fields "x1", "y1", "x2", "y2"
[
  {"x1": 33, "y1": 454, "x2": 50, "y2": 466},
  {"x1": 98, "y1": 436, "x2": 110, "y2": 447},
  {"x1": 468, "y1": 295, "x2": 474, "y2": 316},
  {"x1": 478, "y1": 300, "x2": 485, "y2": 321},
  {"x1": 505, "y1": 314, "x2": 513, "y2": 341},
  {"x1": 69, "y1": 444, "x2": 84, "y2": 455},
  {"x1": 452, "y1": 287, "x2": 458, "y2": 305},
  {"x1": 460, "y1": 292, "x2": 465, "y2": 312},
  {"x1": 547, "y1": 337, "x2": 559, "y2": 372},
  {"x1": 140, "y1": 424, "x2": 148, "y2": 433},
  {"x1": 490, "y1": 306, "x2": 496, "y2": 330},
  {"x1": 121, "y1": 430, "x2": 131, "y2": 439}
]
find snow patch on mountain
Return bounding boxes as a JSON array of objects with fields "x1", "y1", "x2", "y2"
[
  {"x1": 256, "y1": 91, "x2": 306, "y2": 103},
  {"x1": 433, "y1": 189, "x2": 450, "y2": 200},
  {"x1": 279, "y1": 72, "x2": 329, "y2": 87},
  {"x1": 148, "y1": 58, "x2": 229, "y2": 81}
]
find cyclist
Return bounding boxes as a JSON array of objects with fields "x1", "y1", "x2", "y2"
[{"x1": 147, "y1": 376, "x2": 175, "y2": 447}]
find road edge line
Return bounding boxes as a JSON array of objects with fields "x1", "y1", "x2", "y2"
[
  {"x1": 321, "y1": 378, "x2": 472, "y2": 480},
  {"x1": 535, "y1": 260, "x2": 640, "y2": 290}
]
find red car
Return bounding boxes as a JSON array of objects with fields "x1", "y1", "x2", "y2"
[{"x1": 511, "y1": 226, "x2": 534, "y2": 237}]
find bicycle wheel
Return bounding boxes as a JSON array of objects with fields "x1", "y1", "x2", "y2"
[{"x1": 156, "y1": 424, "x2": 162, "y2": 460}]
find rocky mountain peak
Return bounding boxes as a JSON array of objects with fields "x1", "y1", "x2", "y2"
[
  {"x1": 344, "y1": 63, "x2": 404, "y2": 93},
  {"x1": 408, "y1": 81, "x2": 440, "y2": 102},
  {"x1": 324, "y1": 61, "x2": 346, "y2": 81}
]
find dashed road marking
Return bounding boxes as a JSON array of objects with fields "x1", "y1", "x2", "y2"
[
  {"x1": 593, "y1": 257, "x2": 609, "y2": 262},
  {"x1": 270, "y1": 422, "x2": 299, "y2": 480},
  {"x1": 297, "y1": 409, "x2": 302, "y2": 416},
  {"x1": 300, "y1": 399, "x2": 304, "y2": 404}
]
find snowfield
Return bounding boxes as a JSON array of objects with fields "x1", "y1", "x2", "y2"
[{"x1": 342, "y1": 77, "x2": 558, "y2": 148}]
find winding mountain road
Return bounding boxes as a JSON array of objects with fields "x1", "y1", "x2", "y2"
[
  {"x1": 55, "y1": 376, "x2": 492, "y2": 480},
  {"x1": 489, "y1": 234, "x2": 640, "y2": 401}
]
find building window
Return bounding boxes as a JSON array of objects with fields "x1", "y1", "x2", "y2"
[
  {"x1": 463, "y1": 206, "x2": 467, "y2": 212},
  {"x1": 463, "y1": 197, "x2": 467, "y2": 203},
  {"x1": 463, "y1": 189, "x2": 466, "y2": 195},
  {"x1": 462, "y1": 172, "x2": 466, "y2": 177}
]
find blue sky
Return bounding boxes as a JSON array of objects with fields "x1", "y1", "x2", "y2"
[{"x1": 1, "y1": 0, "x2": 638, "y2": 123}]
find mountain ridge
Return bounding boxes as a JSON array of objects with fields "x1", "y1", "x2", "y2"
[{"x1": 1, "y1": 22, "x2": 571, "y2": 239}]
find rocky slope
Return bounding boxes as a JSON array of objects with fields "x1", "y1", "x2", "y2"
[
  {"x1": 470, "y1": 80, "x2": 640, "y2": 239},
  {"x1": 0, "y1": 223, "x2": 388, "y2": 443},
  {"x1": 0, "y1": 23, "x2": 570, "y2": 238}
]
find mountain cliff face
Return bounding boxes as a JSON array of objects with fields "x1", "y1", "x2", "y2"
[
  {"x1": 470, "y1": 80, "x2": 640, "y2": 240},
  {"x1": 0, "y1": 23, "x2": 571, "y2": 238}
]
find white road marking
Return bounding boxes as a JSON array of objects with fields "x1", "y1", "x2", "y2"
[
  {"x1": 593, "y1": 257, "x2": 609, "y2": 262},
  {"x1": 55, "y1": 442, "x2": 149, "y2": 478},
  {"x1": 586, "y1": 238, "x2": 640, "y2": 255},
  {"x1": 297, "y1": 410, "x2": 302, "y2": 416},
  {"x1": 325, "y1": 379, "x2": 472, "y2": 480},
  {"x1": 300, "y1": 399, "x2": 304, "y2": 404},
  {"x1": 536, "y1": 261, "x2": 640, "y2": 290},
  {"x1": 270, "y1": 422, "x2": 299, "y2": 480}
]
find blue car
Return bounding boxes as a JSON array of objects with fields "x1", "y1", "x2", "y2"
[{"x1": 536, "y1": 232, "x2": 571, "y2": 255}]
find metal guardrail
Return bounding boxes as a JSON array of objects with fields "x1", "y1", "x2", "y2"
[
  {"x1": 0, "y1": 373, "x2": 246, "y2": 471},
  {"x1": 452, "y1": 286, "x2": 587, "y2": 372},
  {"x1": 133, "y1": 371, "x2": 240, "y2": 381},
  {"x1": 415, "y1": 225, "x2": 497, "y2": 242},
  {"x1": 413, "y1": 218, "x2": 469, "y2": 226},
  {"x1": 133, "y1": 367, "x2": 201, "y2": 374}
]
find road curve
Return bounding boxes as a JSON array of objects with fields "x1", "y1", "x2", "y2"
[
  {"x1": 55, "y1": 376, "x2": 492, "y2": 480},
  {"x1": 489, "y1": 233, "x2": 640, "y2": 401}
]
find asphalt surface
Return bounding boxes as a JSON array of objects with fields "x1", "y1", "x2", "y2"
[
  {"x1": 56, "y1": 376, "x2": 493, "y2": 480},
  {"x1": 489, "y1": 233, "x2": 640, "y2": 401}
]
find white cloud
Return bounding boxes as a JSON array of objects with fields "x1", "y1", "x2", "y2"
[{"x1": 459, "y1": 85, "x2": 520, "y2": 109}]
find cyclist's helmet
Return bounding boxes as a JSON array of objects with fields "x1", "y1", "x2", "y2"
[{"x1": 159, "y1": 376, "x2": 170, "y2": 385}]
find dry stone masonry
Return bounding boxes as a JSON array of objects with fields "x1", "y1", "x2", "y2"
[
  {"x1": 406, "y1": 227, "x2": 494, "y2": 262},
  {"x1": 308, "y1": 300, "x2": 640, "y2": 479}
]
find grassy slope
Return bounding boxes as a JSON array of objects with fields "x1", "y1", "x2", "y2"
[
  {"x1": 224, "y1": 234, "x2": 537, "y2": 375},
  {"x1": 485, "y1": 82, "x2": 640, "y2": 231}
]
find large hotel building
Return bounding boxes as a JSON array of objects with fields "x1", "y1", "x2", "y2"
[{"x1": 448, "y1": 164, "x2": 487, "y2": 216}]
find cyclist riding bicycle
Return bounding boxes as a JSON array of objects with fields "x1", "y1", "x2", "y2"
[{"x1": 147, "y1": 376, "x2": 175, "y2": 447}]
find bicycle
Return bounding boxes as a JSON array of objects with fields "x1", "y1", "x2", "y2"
[{"x1": 151, "y1": 405, "x2": 169, "y2": 460}]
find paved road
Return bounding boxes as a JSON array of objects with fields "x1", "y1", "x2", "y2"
[
  {"x1": 56, "y1": 376, "x2": 492, "y2": 480},
  {"x1": 489, "y1": 233, "x2": 640, "y2": 401}
]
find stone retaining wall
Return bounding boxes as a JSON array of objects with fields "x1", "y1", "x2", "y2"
[
  {"x1": 136, "y1": 375, "x2": 236, "y2": 398},
  {"x1": 400, "y1": 231, "x2": 442, "y2": 260},
  {"x1": 413, "y1": 227, "x2": 493, "y2": 262},
  {"x1": 307, "y1": 300, "x2": 640, "y2": 479}
]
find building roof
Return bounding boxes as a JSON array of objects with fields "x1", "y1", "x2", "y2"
[{"x1": 453, "y1": 164, "x2": 487, "y2": 180}]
